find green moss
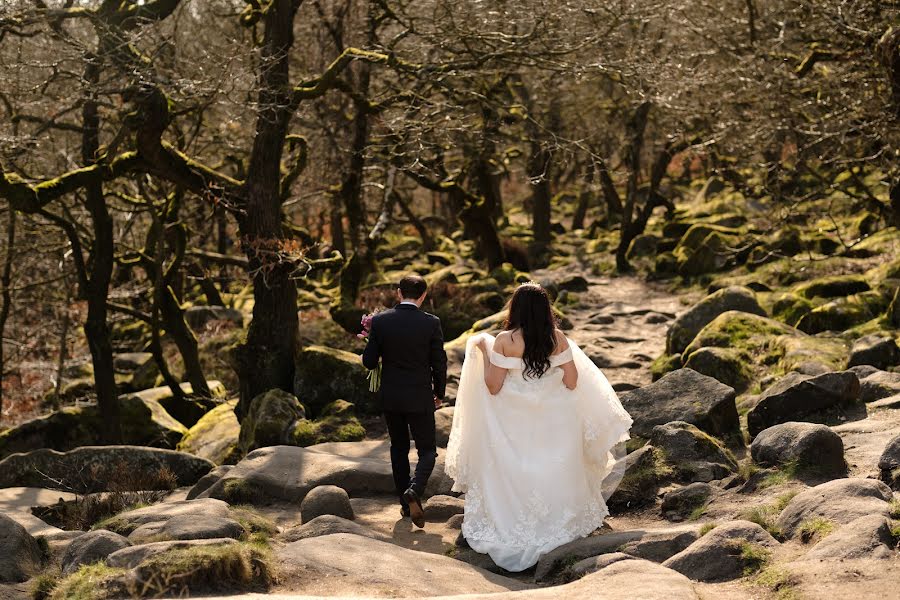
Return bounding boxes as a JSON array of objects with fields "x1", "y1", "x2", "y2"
[
  {"x1": 683, "y1": 346, "x2": 752, "y2": 391},
  {"x1": 796, "y1": 291, "x2": 886, "y2": 333},
  {"x1": 177, "y1": 400, "x2": 240, "y2": 465},
  {"x1": 771, "y1": 293, "x2": 815, "y2": 327},
  {"x1": 238, "y1": 389, "x2": 305, "y2": 454},
  {"x1": 229, "y1": 506, "x2": 278, "y2": 540},
  {"x1": 294, "y1": 345, "x2": 372, "y2": 415},
  {"x1": 49, "y1": 563, "x2": 129, "y2": 600},
  {"x1": 754, "y1": 566, "x2": 801, "y2": 600},
  {"x1": 31, "y1": 572, "x2": 59, "y2": 600},
  {"x1": 650, "y1": 353, "x2": 682, "y2": 380},
  {"x1": 290, "y1": 400, "x2": 366, "y2": 446}
]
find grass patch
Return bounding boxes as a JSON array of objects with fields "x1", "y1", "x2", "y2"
[
  {"x1": 740, "y1": 492, "x2": 796, "y2": 541},
  {"x1": 758, "y1": 461, "x2": 802, "y2": 489},
  {"x1": 797, "y1": 517, "x2": 835, "y2": 544},
  {"x1": 229, "y1": 506, "x2": 279, "y2": 541},
  {"x1": 129, "y1": 542, "x2": 275, "y2": 598},
  {"x1": 688, "y1": 503, "x2": 709, "y2": 521},
  {"x1": 31, "y1": 573, "x2": 59, "y2": 600},
  {"x1": 739, "y1": 542, "x2": 771, "y2": 576},
  {"x1": 49, "y1": 563, "x2": 130, "y2": 600},
  {"x1": 889, "y1": 498, "x2": 900, "y2": 520},
  {"x1": 755, "y1": 566, "x2": 801, "y2": 600},
  {"x1": 699, "y1": 522, "x2": 718, "y2": 536},
  {"x1": 220, "y1": 478, "x2": 269, "y2": 505}
]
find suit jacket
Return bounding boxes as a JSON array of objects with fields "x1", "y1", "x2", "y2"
[{"x1": 362, "y1": 304, "x2": 448, "y2": 413}]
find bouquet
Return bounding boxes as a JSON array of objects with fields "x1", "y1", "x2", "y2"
[{"x1": 358, "y1": 312, "x2": 382, "y2": 392}]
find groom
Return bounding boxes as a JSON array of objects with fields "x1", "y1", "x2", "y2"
[{"x1": 362, "y1": 274, "x2": 448, "y2": 527}]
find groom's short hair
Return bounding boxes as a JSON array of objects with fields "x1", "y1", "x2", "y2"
[{"x1": 399, "y1": 274, "x2": 427, "y2": 299}]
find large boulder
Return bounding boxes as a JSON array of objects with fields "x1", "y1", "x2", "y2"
[
  {"x1": 434, "y1": 406, "x2": 454, "y2": 447},
  {"x1": 293, "y1": 345, "x2": 372, "y2": 415},
  {"x1": 661, "y1": 520, "x2": 778, "y2": 582},
  {"x1": 804, "y1": 514, "x2": 896, "y2": 561},
  {"x1": 681, "y1": 347, "x2": 751, "y2": 392},
  {"x1": 877, "y1": 433, "x2": 900, "y2": 489},
  {"x1": 280, "y1": 515, "x2": 386, "y2": 543},
  {"x1": 300, "y1": 485, "x2": 354, "y2": 523},
  {"x1": 746, "y1": 371, "x2": 860, "y2": 438},
  {"x1": 666, "y1": 286, "x2": 766, "y2": 355},
  {"x1": 98, "y1": 498, "x2": 233, "y2": 536},
  {"x1": 534, "y1": 524, "x2": 700, "y2": 582},
  {"x1": 61, "y1": 530, "x2": 132, "y2": 576},
  {"x1": 275, "y1": 533, "x2": 528, "y2": 597},
  {"x1": 775, "y1": 478, "x2": 894, "y2": 539},
  {"x1": 0, "y1": 388, "x2": 196, "y2": 459},
  {"x1": 176, "y1": 400, "x2": 240, "y2": 465},
  {"x1": 660, "y1": 483, "x2": 714, "y2": 521},
  {"x1": 105, "y1": 538, "x2": 239, "y2": 569},
  {"x1": 649, "y1": 421, "x2": 736, "y2": 483},
  {"x1": 750, "y1": 422, "x2": 846, "y2": 476},
  {"x1": 672, "y1": 224, "x2": 741, "y2": 276},
  {"x1": 796, "y1": 292, "x2": 886, "y2": 334},
  {"x1": 290, "y1": 400, "x2": 366, "y2": 447},
  {"x1": 854, "y1": 368, "x2": 900, "y2": 402},
  {"x1": 128, "y1": 514, "x2": 245, "y2": 544},
  {"x1": 620, "y1": 369, "x2": 739, "y2": 439},
  {"x1": 848, "y1": 334, "x2": 900, "y2": 370},
  {"x1": 607, "y1": 445, "x2": 671, "y2": 511},
  {"x1": 193, "y1": 445, "x2": 396, "y2": 504},
  {"x1": 423, "y1": 495, "x2": 466, "y2": 521},
  {"x1": 0, "y1": 512, "x2": 43, "y2": 583},
  {"x1": 238, "y1": 389, "x2": 306, "y2": 454},
  {"x1": 0, "y1": 446, "x2": 214, "y2": 493}
]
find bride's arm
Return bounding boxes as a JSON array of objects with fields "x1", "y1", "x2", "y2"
[
  {"x1": 555, "y1": 331, "x2": 578, "y2": 390},
  {"x1": 477, "y1": 336, "x2": 508, "y2": 395}
]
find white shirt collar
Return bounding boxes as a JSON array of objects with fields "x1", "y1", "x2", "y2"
[{"x1": 399, "y1": 301, "x2": 418, "y2": 307}]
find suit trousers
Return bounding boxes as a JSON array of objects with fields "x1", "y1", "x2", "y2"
[{"x1": 384, "y1": 409, "x2": 437, "y2": 506}]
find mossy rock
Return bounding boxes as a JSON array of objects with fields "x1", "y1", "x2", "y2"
[
  {"x1": 793, "y1": 275, "x2": 871, "y2": 300},
  {"x1": 0, "y1": 389, "x2": 191, "y2": 460},
  {"x1": 796, "y1": 291, "x2": 886, "y2": 334},
  {"x1": 178, "y1": 400, "x2": 241, "y2": 465},
  {"x1": 290, "y1": 400, "x2": 366, "y2": 446},
  {"x1": 488, "y1": 262, "x2": 531, "y2": 287},
  {"x1": 683, "y1": 347, "x2": 752, "y2": 392},
  {"x1": 293, "y1": 345, "x2": 373, "y2": 416},
  {"x1": 666, "y1": 285, "x2": 766, "y2": 355},
  {"x1": 626, "y1": 234, "x2": 659, "y2": 259},
  {"x1": 654, "y1": 252, "x2": 679, "y2": 276},
  {"x1": 771, "y1": 293, "x2": 816, "y2": 327},
  {"x1": 673, "y1": 225, "x2": 742, "y2": 276},
  {"x1": 608, "y1": 446, "x2": 673, "y2": 511},
  {"x1": 650, "y1": 353, "x2": 683, "y2": 381},
  {"x1": 238, "y1": 389, "x2": 306, "y2": 454}
]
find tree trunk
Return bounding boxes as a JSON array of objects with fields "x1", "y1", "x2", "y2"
[
  {"x1": 82, "y1": 57, "x2": 121, "y2": 444},
  {"x1": 234, "y1": 0, "x2": 301, "y2": 420},
  {"x1": 0, "y1": 208, "x2": 15, "y2": 422},
  {"x1": 615, "y1": 102, "x2": 652, "y2": 273},
  {"x1": 571, "y1": 162, "x2": 595, "y2": 231},
  {"x1": 528, "y1": 140, "x2": 553, "y2": 247},
  {"x1": 459, "y1": 199, "x2": 506, "y2": 270}
]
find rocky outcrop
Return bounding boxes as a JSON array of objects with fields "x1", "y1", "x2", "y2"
[
  {"x1": 238, "y1": 389, "x2": 306, "y2": 454},
  {"x1": 105, "y1": 538, "x2": 239, "y2": 569},
  {"x1": 0, "y1": 512, "x2": 43, "y2": 583},
  {"x1": 61, "y1": 530, "x2": 132, "y2": 576},
  {"x1": 194, "y1": 445, "x2": 396, "y2": 504},
  {"x1": 877, "y1": 433, "x2": 900, "y2": 489},
  {"x1": 750, "y1": 422, "x2": 846, "y2": 477},
  {"x1": 848, "y1": 335, "x2": 900, "y2": 370},
  {"x1": 607, "y1": 445, "x2": 671, "y2": 510},
  {"x1": 128, "y1": 513, "x2": 245, "y2": 544},
  {"x1": 649, "y1": 421, "x2": 736, "y2": 482},
  {"x1": 620, "y1": 369, "x2": 739, "y2": 439},
  {"x1": 275, "y1": 533, "x2": 528, "y2": 597},
  {"x1": 775, "y1": 478, "x2": 894, "y2": 539},
  {"x1": 98, "y1": 498, "x2": 233, "y2": 536},
  {"x1": 291, "y1": 400, "x2": 366, "y2": 447},
  {"x1": 662, "y1": 520, "x2": 778, "y2": 582},
  {"x1": 804, "y1": 514, "x2": 896, "y2": 561},
  {"x1": 176, "y1": 400, "x2": 240, "y2": 465},
  {"x1": 300, "y1": 485, "x2": 354, "y2": 523},
  {"x1": 423, "y1": 494, "x2": 466, "y2": 521},
  {"x1": 660, "y1": 483, "x2": 714, "y2": 521},
  {"x1": 293, "y1": 345, "x2": 373, "y2": 415},
  {"x1": 0, "y1": 446, "x2": 213, "y2": 493},
  {"x1": 666, "y1": 286, "x2": 766, "y2": 355},
  {"x1": 747, "y1": 371, "x2": 860, "y2": 438},
  {"x1": 280, "y1": 515, "x2": 386, "y2": 543}
]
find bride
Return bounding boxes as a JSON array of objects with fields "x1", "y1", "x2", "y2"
[{"x1": 445, "y1": 282, "x2": 633, "y2": 572}]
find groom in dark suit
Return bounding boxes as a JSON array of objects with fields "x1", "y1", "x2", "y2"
[{"x1": 362, "y1": 274, "x2": 448, "y2": 527}]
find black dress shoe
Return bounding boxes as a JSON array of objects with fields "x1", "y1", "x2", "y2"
[{"x1": 403, "y1": 488, "x2": 425, "y2": 528}]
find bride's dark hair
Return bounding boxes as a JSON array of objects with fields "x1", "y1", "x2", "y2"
[{"x1": 504, "y1": 282, "x2": 557, "y2": 379}]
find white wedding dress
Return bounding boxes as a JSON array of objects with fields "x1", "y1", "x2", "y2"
[{"x1": 445, "y1": 333, "x2": 633, "y2": 572}]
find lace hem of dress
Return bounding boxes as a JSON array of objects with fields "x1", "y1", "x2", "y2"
[{"x1": 460, "y1": 483, "x2": 609, "y2": 549}]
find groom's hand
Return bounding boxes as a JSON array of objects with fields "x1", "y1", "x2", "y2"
[{"x1": 433, "y1": 395, "x2": 442, "y2": 410}]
